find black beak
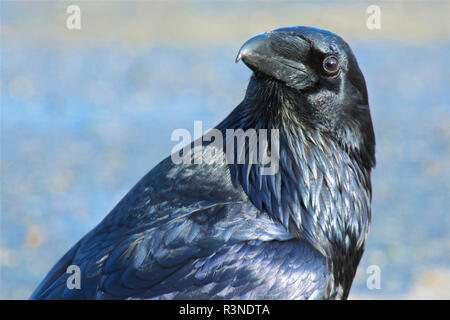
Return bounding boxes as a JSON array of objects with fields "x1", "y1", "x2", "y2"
[
  {"x1": 236, "y1": 31, "x2": 316, "y2": 90},
  {"x1": 235, "y1": 34, "x2": 270, "y2": 64}
]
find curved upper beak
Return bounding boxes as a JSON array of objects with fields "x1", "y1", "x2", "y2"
[
  {"x1": 235, "y1": 34, "x2": 272, "y2": 64},
  {"x1": 235, "y1": 31, "x2": 315, "y2": 90}
]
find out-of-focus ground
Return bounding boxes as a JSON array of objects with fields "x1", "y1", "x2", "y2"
[{"x1": 1, "y1": 1, "x2": 449, "y2": 299}]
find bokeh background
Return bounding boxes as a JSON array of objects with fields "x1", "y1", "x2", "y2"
[{"x1": 1, "y1": 0, "x2": 449, "y2": 299}]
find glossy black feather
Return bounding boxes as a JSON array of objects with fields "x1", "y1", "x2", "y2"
[{"x1": 31, "y1": 26, "x2": 375, "y2": 300}]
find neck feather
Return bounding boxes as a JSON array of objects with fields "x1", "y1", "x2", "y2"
[{"x1": 217, "y1": 75, "x2": 373, "y2": 298}]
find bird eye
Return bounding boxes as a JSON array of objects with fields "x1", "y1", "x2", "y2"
[{"x1": 323, "y1": 56, "x2": 339, "y2": 74}]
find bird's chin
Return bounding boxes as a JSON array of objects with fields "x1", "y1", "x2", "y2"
[{"x1": 250, "y1": 70, "x2": 316, "y2": 94}]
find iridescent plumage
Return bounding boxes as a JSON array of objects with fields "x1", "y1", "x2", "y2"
[{"x1": 31, "y1": 27, "x2": 375, "y2": 300}]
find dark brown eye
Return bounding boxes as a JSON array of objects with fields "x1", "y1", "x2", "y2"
[{"x1": 323, "y1": 56, "x2": 339, "y2": 74}]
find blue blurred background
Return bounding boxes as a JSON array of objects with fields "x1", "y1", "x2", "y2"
[{"x1": 1, "y1": 1, "x2": 449, "y2": 299}]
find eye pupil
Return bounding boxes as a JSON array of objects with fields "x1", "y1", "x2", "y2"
[{"x1": 323, "y1": 56, "x2": 339, "y2": 73}]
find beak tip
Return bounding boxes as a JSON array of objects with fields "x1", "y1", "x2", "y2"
[{"x1": 235, "y1": 33, "x2": 269, "y2": 66}]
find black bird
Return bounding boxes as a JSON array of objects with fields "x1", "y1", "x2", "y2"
[{"x1": 31, "y1": 26, "x2": 375, "y2": 300}]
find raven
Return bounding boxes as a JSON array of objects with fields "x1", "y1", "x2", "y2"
[{"x1": 31, "y1": 26, "x2": 375, "y2": 300}]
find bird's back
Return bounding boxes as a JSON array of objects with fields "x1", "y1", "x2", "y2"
[{"x1": 31, "y1": 153, "x2": 330, "y2": 300}]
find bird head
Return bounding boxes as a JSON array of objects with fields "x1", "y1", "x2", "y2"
[{"x1": 236, "y1": 26, "x2": 375, "y2": 169}]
